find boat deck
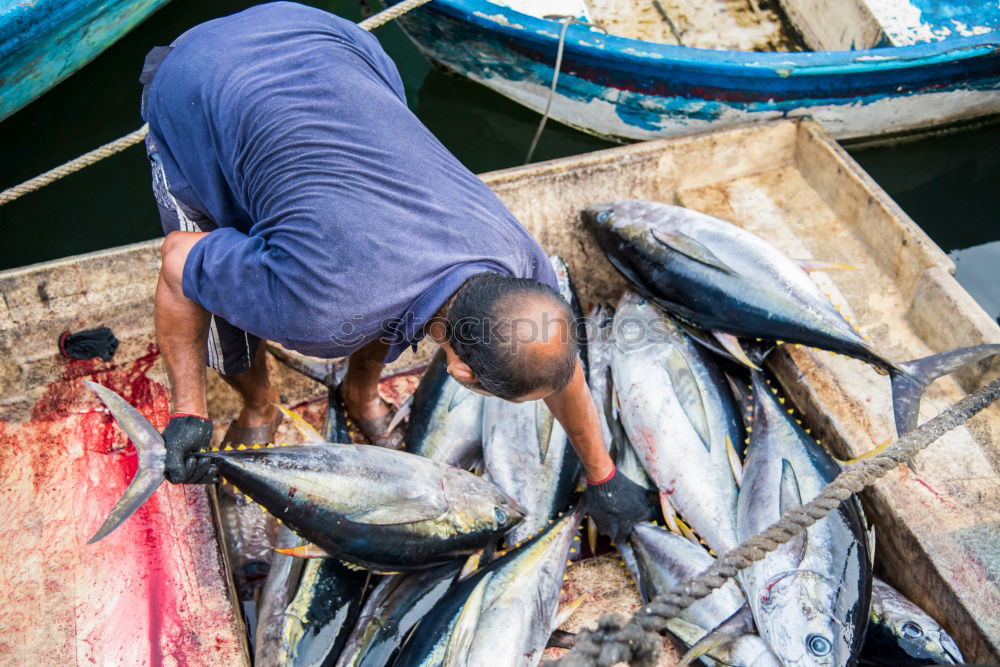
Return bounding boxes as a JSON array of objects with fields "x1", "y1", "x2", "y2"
[
  {"x1": 584, "y1": 0, "x2": 801, "y2": 51},
  {"x1": 1, "y1": 118, "x2": 997, "y2": 663}
]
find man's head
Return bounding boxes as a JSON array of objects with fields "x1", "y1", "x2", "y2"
[{"x1": 435, "y1": 272, "x2": 578, "y2": 402}]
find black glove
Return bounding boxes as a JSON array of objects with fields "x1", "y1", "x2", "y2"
[
  {"x1": 59, "y1": 327, "x2": 119, "y2": 361},
  {"x1": 163, "y1": 414, "x2": 216, "y2": 484},
  {"x1": 583, "y1": 465, "x2": 654, "y2": 543}
]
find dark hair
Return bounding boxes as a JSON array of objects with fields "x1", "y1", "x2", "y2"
[{"x1": 446, "y1": 272, "x2": 578, "y2": 400}]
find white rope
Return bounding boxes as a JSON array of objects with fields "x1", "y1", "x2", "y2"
[
  {"x1": 525, "y1": 17, "x2": 576, "y2": 164},
  {"x1": 0, "y1": 0, "x2": 435, "y2": 206}
]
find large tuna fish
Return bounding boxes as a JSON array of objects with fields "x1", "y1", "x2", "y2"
[
  {"x1": 84, "y1": 382, "x2": 523, "y2": 571},
  {"x1": 583, "y1": 200, "x2": 1000, "y2": 434},
  {"x1": 862, "y1": 578, "x2": 963, "y2": 666},
  {"x1": 335, "y1": 562, "x2": 461, "y2": 667},
  {"x1": 737, "y1": 372, "x2": 872, "y2": 666},
  {"x1": 394, "y1": 506, "x2": 583, "y2": 667},
  {"x1": 480, "y1": 256, "x2": 584, "y2": 545},
  {"x1": 609, "y1": 292, "x2": 743, "y2": 553},
  {"x1": 620, "y1": 522, "x2": 778, "y2": 667},
  {"x1": 273, "y1": 557, "x2": 369, "y2": 666},
  {"x1": 405, "y1": 348, "x2": 484, "y2": 469}
]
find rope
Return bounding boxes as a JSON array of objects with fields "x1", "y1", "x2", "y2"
[
  {"x1": 556, "y1": 376, "x2": 1000, "y2": 666},
  {"x1": 0, "y1": 125, "x2": 150, "y2": 205},
  {"x1": 357, "y1": 0, "x2": 433, "y2": 31},
  {"x1": 525, "y1": 16, "x2": 576, "y2": 164},
  {"x1": 0, "y1": 0, "x2": 435, "y2": 207}
]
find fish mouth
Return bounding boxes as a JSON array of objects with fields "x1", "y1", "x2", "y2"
[
  {"x1": 939, "y1": 634, "x2": 963, "y2": 664},
  {"x1": 507, "y1": 498, "x2": 527, "y2": 520}
]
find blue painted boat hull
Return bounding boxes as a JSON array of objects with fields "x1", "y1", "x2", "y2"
[
  {"x1": 0, "y1": 0, "x2": 171, "y2": 122},
  {"x1": 392, "y1": 0, "x2": 1000, "y2": 142}
]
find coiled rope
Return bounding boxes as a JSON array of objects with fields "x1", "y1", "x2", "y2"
[
  {"x1": 0, "y1": 0, "x2": 433, "y2": 207},
  {"x1": 556, "y1": 376, "x2": 1000, "y2": 666}
]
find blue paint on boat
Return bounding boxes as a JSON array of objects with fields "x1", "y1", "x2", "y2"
[
  {"x1": 389, "y1": 0, "x2": 1000, "y2": 141},
  {"x1": 0, "y1": 0, "x2": 171, "y2": 122},
  {"x1": 907, "y1": 0, "x2": 1000, "y2": 40}
]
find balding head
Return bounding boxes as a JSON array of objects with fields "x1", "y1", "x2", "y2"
[{"x1": 444, "y1": 272, "x2": 578, "y2": 401}]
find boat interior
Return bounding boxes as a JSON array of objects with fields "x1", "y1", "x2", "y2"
[{"x1": 490, "y1": 0, "x2": 999, "y2": 52}]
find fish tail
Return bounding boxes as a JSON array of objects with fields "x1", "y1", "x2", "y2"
[
  {"x1": 84, "y1": 381, "x2": 167, "y2": 543},
  {"x1": 890, "y1": 344, "x2": 1000, "y2": 435},
  {"x1": 265, "y1": 343, "x2": 340, "y2": 388}
]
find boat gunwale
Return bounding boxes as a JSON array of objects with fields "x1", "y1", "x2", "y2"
[{"x1": 408, "y1": 0, "x2": 1000, "y2": 75}]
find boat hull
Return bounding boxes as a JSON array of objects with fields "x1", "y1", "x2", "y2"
[
  {"x1": 393, "y1": 0, "x2": 1000, "y2": 142},
  {"x1": 0, "y1": 0, "x2": 171, "y2": 122}
]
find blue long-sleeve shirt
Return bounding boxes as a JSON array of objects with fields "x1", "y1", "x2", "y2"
[{"x1": 144, "y1": 2, "x2": 556, "y2": 362}]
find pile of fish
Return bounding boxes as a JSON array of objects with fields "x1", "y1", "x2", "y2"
[{"x1": 82, "y1": 203, "x2": 990, "y2": 665}]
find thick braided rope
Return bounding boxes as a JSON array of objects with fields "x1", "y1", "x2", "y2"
[
  {"x1": 558, "y1": 375, "x2": 1000, "y2": 667},
  {"x1": 0, "y1": 0, "x2": 435, "y2": 207},
  {"x1": 358, "y1": 0, "x2": 433, "y2": 31},
  {"x1": 0, "y1": 124, "x2": 150, "y2": 205}
]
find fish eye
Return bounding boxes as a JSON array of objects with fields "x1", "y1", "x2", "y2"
[
  {"x1": 494, "y1": 508, "x2": 508, "y2": 524},
  {"x1": 595, "y1": 210, "x2": 614, "y2": 223},
  {"x1": 901, "y1": 622, "x2": 923, "y2": 639},
  {"x1": 806, "y1": 634, "x2": 832, "y2": 656}
]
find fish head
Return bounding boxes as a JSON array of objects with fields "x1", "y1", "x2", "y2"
[
  {"x1": 756, "y1": 569, "x2": 854, "y2": 666},
  {"x1": 887, "y1": 619, "x2": 964, "y2": 664},
  {"x1": 442, "y1": 467, "x2": 525, "y2": 534},
  {"x1": 582, "y1": 200, "x2": 671, "y2": 253},
  {"x1": 873, "y1": 580, "x2": 964, "y2": 664},
  {"x1": 611, "y1": 291, "x2": 681, "y2": 355}
]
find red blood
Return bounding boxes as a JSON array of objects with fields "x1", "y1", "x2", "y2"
[{"x1": 0, "y1": 344, "x2": 244, "y2": 665}]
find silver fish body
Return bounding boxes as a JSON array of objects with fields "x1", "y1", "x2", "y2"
[
  {"x1": 394, "y1": 506, "x2": 583, "y2": 667},
  {"x1": 255, "y1": 525, "x2": 307, "y2": 667},
  {"x1": 623, "y1": 522, "x2": 777, "y2": 667},
  {"x1": 335, "y1": 563, "x2": 461, "y2": 667},
  {"x1": 862, "y1": 578, "x2": 963, "y2": 665},
  {"x1": 405, "y1": 348, "x2": 484, "y2": 469},
  {"x1": 481, "y1": 397, "x2": 578, "y2": 545},
  {"x1": 586, "y1": 303, "x2": 654, "y2": 491},
  {"x1": 737, "y1": 373, "x2": 871, "y2": 666},
  {"x1": 610, "y1": 292, "x2": 743, "y2": 553}
]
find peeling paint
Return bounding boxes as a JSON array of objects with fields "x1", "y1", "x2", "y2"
[{"x1": 394, "y1": 0, "x2": 1000, "y2": 142}]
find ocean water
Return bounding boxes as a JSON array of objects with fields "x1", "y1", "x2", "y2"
[{"x1": 0, "y1": 0, "x2": 996, "y2": 322}]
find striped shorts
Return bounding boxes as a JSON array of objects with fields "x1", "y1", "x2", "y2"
[{"x1": 146, "y1": 132, "x2": 260, "y2": 377}]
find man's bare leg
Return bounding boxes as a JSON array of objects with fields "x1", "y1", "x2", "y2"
[
  {"x1": 341, "y1": 339, "x2": 390, "y2": 426},
  {"x1": 220, "y1": 344, "x2": 280, "y2": 427}
]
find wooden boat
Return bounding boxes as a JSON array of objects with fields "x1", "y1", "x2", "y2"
[
  {"x1": 1, "y1": 118, "x2": 997, "y2": 662},
  {"x1": 390, "y1": 0, "x2": 1000, "y2": 144},
  {"x1": 0, "y1": 0, "x2": 171, "y2": 122}
]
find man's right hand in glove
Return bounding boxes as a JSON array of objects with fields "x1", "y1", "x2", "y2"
[{"x1": 163, "y1": 414, "x2": 216, "y2": 484}]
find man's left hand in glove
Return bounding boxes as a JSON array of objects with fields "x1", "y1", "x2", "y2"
[{"x1": 583, "y1": 464, "x2": 654, "y2": 544}]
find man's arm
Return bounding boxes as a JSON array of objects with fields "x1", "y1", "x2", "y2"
[
  {"x1": 543, "y1": 361, "x2": 613, "y2": 481},
  {"x1": 545, "y1": 360, "x2": 653, "y2": 542},
  {"x1": 156, "y1": 231, "x2": 212, "y2": 417}
]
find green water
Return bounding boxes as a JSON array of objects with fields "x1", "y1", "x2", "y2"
[{"x1": 1, "y1": 0, "x2": 997, "y2": 321}]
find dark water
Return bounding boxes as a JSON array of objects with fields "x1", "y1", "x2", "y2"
[{"x1": 0, "y1": 0, "x2": 997, "y2": 320}]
